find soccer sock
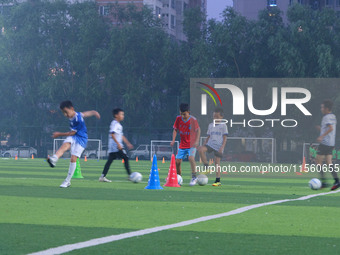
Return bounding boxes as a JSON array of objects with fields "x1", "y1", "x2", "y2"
[
  {"x1": 192, "y1": 172, "x2": 197, "y2": 178},
  {"x1": 216, "y1": 177, "x2": 220, "y2": 183},
  {"x1": 335, "y1": 178, "x2": 339, "y2": 183},
  {"x1": 65, "y1": 162, "x2": 76, "y2": 182}
]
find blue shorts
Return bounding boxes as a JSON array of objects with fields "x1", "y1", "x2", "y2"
[{"x1": 176, "y1": 148, "x2": 197, "y2": 159}]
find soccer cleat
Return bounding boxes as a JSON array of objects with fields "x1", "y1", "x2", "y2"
[
  {"x1": 60, "y1": 180, "x2": 71, "y2": 188},
  {"x1": 331, "y1": 182, "x2": 340, "y2": 191},
  {"x1": 189, "y1": 177, "x2": 197, "y2": 186},
  {"x1": 99, "y1": 177, "x2": 112, "y2": 183},
  {"x1": 47, "y1": 158, "x2": 56, "y2": 168},
  {"x1": 212, "y1": 182, "x2": 221, "y2": 186}
]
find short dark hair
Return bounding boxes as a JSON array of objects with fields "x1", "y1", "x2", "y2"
[
  {"x1": 60, "y1": 100, "x2": 73, "y2": 110},
  {"x1": 179, "y1": 103, "x2": 189, "y2": 113},
  {"x1": 322, "y1": 99, "x2": 333, "y2": 111},
  {"x1": 113, "y1": 108, "x2": 123, "y2": 117},
  {"x1": 214, "y1": 107, "x2": 224, "y2": 117}
]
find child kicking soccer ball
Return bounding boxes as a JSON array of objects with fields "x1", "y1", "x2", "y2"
[
  {"x1": 315, "y1": 99, "x2": 339, "y2": 190},
  {"x1": 47, "y1": 101, "x2": 100, "y2": 188},
  {"x1": 170, "y1": 103, "x2": 200, "y2": 186},
  {"x1": 199, "y1": 108, "x2": 228, "y2": 186},
  {"x1": 99, "y1": 108, "x2": 134, "y2": 182}
]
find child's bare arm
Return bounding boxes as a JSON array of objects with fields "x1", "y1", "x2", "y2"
[
  {"x1": 123, "y1": 136, "x2": 134, "y2": 150},
  {"x1": 111, "y1": 133, "x2": 123, "y2": 150},
  {"x1": 194, "y1": 127, "x2": 201, "y2": 147},
  {"x1": 203, "y1": 135, "x2": 210, "y2": 146},
  {"x1": 52, "y1": 131, "x2": 76, "y2": 138},
  {"x1": 317, "y1": 124, "x2": 333, "y2": 142},
  {"x1": 170, "y1": 129, "x2": 177, "y2": 146},
  {"x1": 82, "y1": 110, "x2": 100, "y2": 119}
]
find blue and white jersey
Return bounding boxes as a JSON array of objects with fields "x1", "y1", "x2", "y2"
[
  {"x1": 320, "y1": 113, "x2": 337, "y2": 147},
  {"x1": 108, "y1": 120, "x2": 124, "y2": 153},
  {"x1": 69, "y1": 112, "x2": 88, "y2": 148}
]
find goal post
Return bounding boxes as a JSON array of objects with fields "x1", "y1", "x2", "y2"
[
  {"x1": 200, "y1": 136, "x2": 276, "y2": 163},
  {"x1": 53, "y1": 139, "x2": 102, "y2": 160},
  {"x1": 150, "y1": 140, "x2": 179, "y2": 161}
]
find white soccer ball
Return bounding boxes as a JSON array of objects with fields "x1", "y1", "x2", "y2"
[
  {"x1": 177, "y1": 174, "x2": 183, "y2": 186},
  {"x1": 130, "y1": 172, "x2": 142, "y2": 183},
  {"x1": 197, "y1": 174, "x2": 208, "y2": 186},
  {"x1": 309, "y1": 178, "x2": 322, "y2": 190}
]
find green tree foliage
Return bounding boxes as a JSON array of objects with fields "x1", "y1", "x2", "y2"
[{"x1": 1, "y1": 1, "x2": 340, "y2": 148}]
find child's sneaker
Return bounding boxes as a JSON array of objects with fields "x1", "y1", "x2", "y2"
[
  {"x1": 331, "y1": 182, "x2": 340, "y2": 191},
  {"x1": 60, "y1": 180, "x2": 71, "y2": 188},
  {"x1": 99, "y1": 176, "x2": 112, "y2": 183},
  {"x1": 212, "y1": 182, "x2": 221, "y2": 186},
  {"x1": 47, "y1": 157, "x2": 56, "y2": 168},
  {"x1": 189, "y1": 177, "x2": 197, "y2": 186}
]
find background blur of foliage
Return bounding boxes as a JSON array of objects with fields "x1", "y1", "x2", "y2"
[{"x1": 0, "y1": 1, "x2": 340, "y2": 153}]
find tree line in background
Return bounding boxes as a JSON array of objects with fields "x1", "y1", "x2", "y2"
[{"x1": 0, "y1": 1, "x2": 340, "y2": 153}]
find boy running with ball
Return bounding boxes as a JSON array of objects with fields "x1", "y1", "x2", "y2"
[
  {"x1": 316, "y1": 99, "x2": 339, "y2": 190},
  {"x1": 170, "y1": 103, "x2": 200, "y2": 186},
  {"x1": 99, "y1": 108, "x2": 134, "y2": 182},
  {"x1": 199, "y1": 108, "x2": 228, "y2": 186},
  {"x1": 47, "y1": 101, "x2": 100, "y2": 188}
]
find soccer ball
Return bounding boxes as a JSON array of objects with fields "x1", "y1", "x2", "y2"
[
  {"x1": 130, "y1": 172, "x2": 142, "y2": 183},
  {"x1": 309, "y1": 178, "x2": 322, "y2": 190},
  {"x1": 177, "y1": 174, "x2": 183, "y2": 186},
  {"x1": 197, "y1": 174, "x2": 208, "y2": 186}
]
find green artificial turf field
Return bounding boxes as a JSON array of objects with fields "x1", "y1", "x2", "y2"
[{"x1": 0, "y1": 158, "x2": 339, "y2": 255}]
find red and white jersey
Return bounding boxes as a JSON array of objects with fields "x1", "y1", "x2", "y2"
[{"x1": 173, "y1": 115, "x2": 200, "y2": 149}]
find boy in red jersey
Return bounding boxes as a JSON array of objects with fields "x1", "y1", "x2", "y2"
[{"x1": 170, "y1": 103, "x2": 200, "y2": 186}]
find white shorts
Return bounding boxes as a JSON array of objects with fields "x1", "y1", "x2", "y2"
[{"x1": 63, "y1": 136, "x2": 85, "y2": 158}]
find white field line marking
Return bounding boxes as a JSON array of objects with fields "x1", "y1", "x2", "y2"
[{"x1": 27, "y1": 189, "x2": 340, "y2": 255}]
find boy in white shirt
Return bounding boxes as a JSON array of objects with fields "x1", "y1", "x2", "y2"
[
  {"x1": 99, "y1": 108, "x2": 134, "y2": 182},
  {"x1": 199, "y1": 108, "x2": 228, "y2": 186}
]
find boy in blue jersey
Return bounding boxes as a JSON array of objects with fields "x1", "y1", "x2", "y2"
[{"x1": 47, "y1": 101, "x2": 100, "y2": 188}]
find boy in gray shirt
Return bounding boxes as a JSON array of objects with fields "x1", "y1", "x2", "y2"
[{"x1": 316, "y1": 100, "x2": 339, "y2": 190}]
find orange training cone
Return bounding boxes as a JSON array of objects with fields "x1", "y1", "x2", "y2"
[
  {"x1": 122, "y1": 159, "x2": 125, "y2": 163},
  {"x1": 301, "y1": 156, "x2": 306, "y2": 173},
  {"x1": 136, "y1": 156, "x2": 138, "y2": 162},
  {"x1": 162, "y1": 157, "x2": 165, "y2": 163},
  {"x1": 84, "y1": 156, "x2": 87, "y2": 162},
  {"x1": 31, "y1": 154, "x2": 34, "y2": 159},
  {"x1": 164, "y1": 154, "x2": 180, "y2": 187},
  {"x1": 15, "y1": 155, "x2": 18, "y2": 160}
]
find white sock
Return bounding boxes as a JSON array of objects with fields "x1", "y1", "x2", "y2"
[{"x1": 65, "y1": 162, "x2": 77, "y2": 183}]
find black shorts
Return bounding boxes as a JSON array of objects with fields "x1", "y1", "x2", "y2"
[
  {"x1": 317, "y1": 144, "x2": 334, "y2": 156},
  {"x1": 109, "y1": 149, "x2": 128, "y2": 160},
  {"x1": 206, "y1": 145, "x2": 223, "y2": 158}
]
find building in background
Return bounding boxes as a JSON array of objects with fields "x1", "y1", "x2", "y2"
[
  {"x1": 233, "y1": 0, "x2": 340, "y2": 23},
  {"x1": 1, "y1": 0, "x2": 206, "y2": 41},
  {"x1": 97, "y1": 0, "x2": 207, "y2": 41}
]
